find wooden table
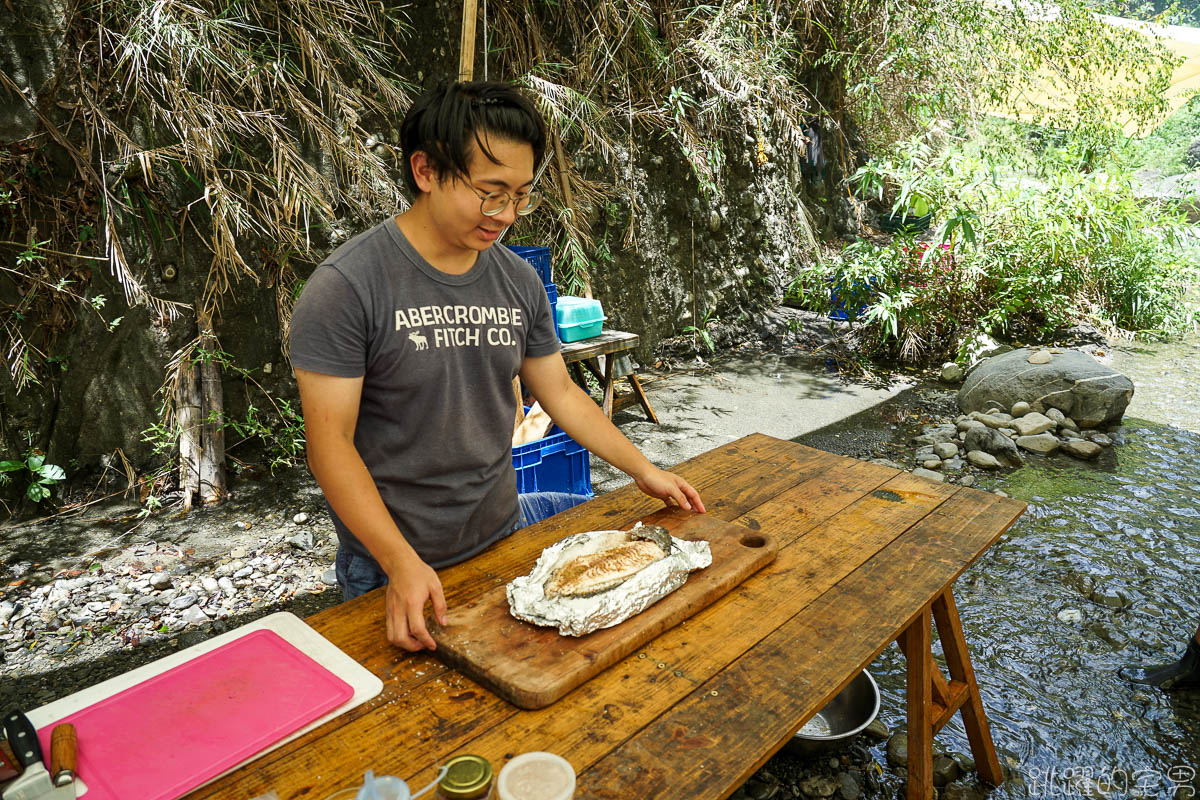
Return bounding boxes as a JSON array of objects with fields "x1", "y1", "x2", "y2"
[
  {"x1": 561, "y1": 330, "x2": 659, "y2": 423},
  {"x1": 190, "y1": 434, "x2": 1025, "y2": 800}
]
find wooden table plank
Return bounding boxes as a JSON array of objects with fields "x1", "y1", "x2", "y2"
[
  {"x1": 572, "y1": 488, "x2": 1025, "y2": 799},
  {"x1": 559, "y1": 330, "x2": 640, "y2": 362}
]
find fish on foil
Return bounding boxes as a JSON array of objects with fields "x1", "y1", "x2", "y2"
[{"x1": 507, "y1": 523, "x2": 711, "y2": 636}]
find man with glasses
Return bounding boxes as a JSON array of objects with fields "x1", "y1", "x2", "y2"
[{"x1": 290, "y1": 80, "x2": 704, "y2": 651}]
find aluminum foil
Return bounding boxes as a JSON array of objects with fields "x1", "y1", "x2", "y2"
[{"x1": 506, "y1": 525, "x2": 712, "y2": 636}]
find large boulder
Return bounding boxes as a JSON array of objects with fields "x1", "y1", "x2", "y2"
[{"x1": 958, "y1": 348, "x2": 1133, "y2": 428}]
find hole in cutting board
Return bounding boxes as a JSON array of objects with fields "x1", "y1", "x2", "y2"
[{"x1": 739, "y1": 534, "x2": 767, "y2": 548}]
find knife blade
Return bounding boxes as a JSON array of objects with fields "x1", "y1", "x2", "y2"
[{"x1": 1, "y1": 711, "x2": 73, "y2": 800}]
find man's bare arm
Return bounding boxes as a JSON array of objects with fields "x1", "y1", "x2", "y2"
[{"x1": 294, "y1": 368, "x2": 446, "y2": 650}]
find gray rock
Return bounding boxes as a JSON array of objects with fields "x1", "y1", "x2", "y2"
[
  {"x1": 1010, "y1": 401, "x2": 1030, "y2": 417},
  {"x1": 940, "y1": 362, "x2": 964, "y2": 383},
  {"x1": 915, "y1": 445, "x2": 937, "y2": 459},
  {"x1": 863, "y1": 718, "x2": 890, "y2": 740},
  {"x1": 217, "y1": 577, "x2": 236, "y2": 595},
  {"x1": 1012, "y1": 412, "x2": 1055, "y2": 436},
  {"x1": 1061, "y1": 416, "x2": 1079, "y2": 430},
  {"x1": 149, "y1": 573, "x2": 172, "y2": 590},
  {"x1": 886, "y1": 733, "x2": 908, "y2": 768},
  {"x1": 956, "y1": 419, "x2": 984, "y2": 433},
  {"x1": 913, "y1": 424, "x2": 959, "y2": 446},
  {"x1": 798, "y1": 776, "x2": 838, "y2": 798},
  {"x1": 952, "y1": 752, "x2": 976, "y2": 774},
  {"x1": 287, "y1": 531, "x2": 315, "y2": 551},
  {"x1": 970, "y1": 413, "x2": 1011, "y2": 430},
  {"x1": 1016, "y1": 433, "x2": 1061, "y2": 454},
  {"x1": 966, "y1": 450, "x2": 1001, "y2": 469},
  {"x1": 320, "y1": 568, "x2": 339, "y2": 586},
  {"x1": 168, "y1": 593, "x2": 197, "y2": 610},
  {"x1": 922, "y1": 459, "x2": 942, "y2": 470},
  {"x1": 933, "y1": 755, "x2": 962, "y2": 787},
  {"x1": 933, "y1": 442, "x2": 959, "y2": 459},
  {"x1": 838, "y1": 772, "x2": 862, "y2": 800},
  {"x1": 868, "y1": 459, "x2": 906, "y2": 470},
  {"x1": 1091, "y1": 433, "x2": 1113, "y2": 446},
  {"x1": 180, "y1": 605, "x2": 210, "y2": 626},
  {"x1": 940, "y1": 457, "x2": 965, "y2": 473},
  {"x1": 1027, "y1": 349, "x2": 1053, "y2": 364},
  {"x1": 201, "y1": 577, "x2": 220, "y2": 594},
  {"x1": 1062, "y1": 440, "x2": 1102, "y2": 460},
  {"x1": 1045, "y1": 407, "x2": 1066, "y2": 425},
  {"x1": 960, "y1": 474, "x2": 976, "y2": 487},
  {"x1": 231, "y1": 546, "x2": 248, "y2": 559},
  {"x1": 958, "y1": 348, "x2": 1134, "y2": 427},
  {"x1": 913, "y1": 468, "x2": 945, "y2": 482},
  {"x1": 1090, "y1": 585, "x2": 1131, "y2": 608},
  {"x1": 293, "y1": 512, "x2": 310, "y2": 525},
  {"x1": 963, "y1": 426, "x2": 1023, "y2": 467}
]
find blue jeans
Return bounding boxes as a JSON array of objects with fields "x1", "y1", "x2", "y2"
[{"x1": 336, "y1": 491, "x2": 591, "y2": 601}]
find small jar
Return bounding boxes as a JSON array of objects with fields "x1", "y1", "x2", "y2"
[
  {"x1": 438, "y1": 754, "x2": 495, "y2": 799},
  {"x1": 496, "y1": 752, "x2": 575, "y2": 800}
]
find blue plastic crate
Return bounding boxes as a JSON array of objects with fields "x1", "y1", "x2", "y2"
[
  {"x1": 512, "y1": 415, "x2": 593, "y2": 498},
  {"x1": 828, "y1": 277, "x2": 878, "y2": 321},
  {"x1": 506, "y1": 245, "x2": 552, "y2": 287},
  {"x1": 544, "y1": 282, "x2": 562, "y2": 341}
]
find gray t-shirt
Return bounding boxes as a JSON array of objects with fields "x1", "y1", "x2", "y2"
[{"x1": 289, "y1": 219, "x2": 560, "y2": 568}]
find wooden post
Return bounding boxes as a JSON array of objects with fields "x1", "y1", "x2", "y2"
[
  {"x1": 197, "y1": 318, "x2": 226, "y2": 505},
  {"x1": 458, "y1": 0, "x2": 478, "y2": 82},
  {"x1": 176, "y1": 357, "x2": 202, "y2": 512}
]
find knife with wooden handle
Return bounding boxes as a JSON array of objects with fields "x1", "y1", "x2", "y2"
[
  {"x1": 48, "y1": 726, "x2": 75, "y2": 789},
  {"x1": 0, "y1": 711, "x2": 74, "y2": 800}
]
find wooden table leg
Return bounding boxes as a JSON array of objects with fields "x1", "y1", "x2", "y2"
[
  {"x1": 932, "y1": 588, "x2": 1004, "y2": 785},
  {"x1": 625, "y1": 373, "x2": 660, "y2": 424},
  {"x1": 601, "y1": 349, "x2": 615, "y2": 418},
  {"x1": 903, "y1": 607, "x2": 935, "y2": 800},
  {"x1": 897, "y1": 588, "x2": 1004, "y2": 800}
]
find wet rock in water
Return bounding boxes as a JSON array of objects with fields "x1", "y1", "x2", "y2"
[
  {"x1": 149, "y1": 573, "x2": 172, "y2": 590},
  {"x1": 958, "y1": 348, "x2": 1134, "y2": 427},
  {"x1": 913, "y1": 468, "x2": 945, "y2": 482},
  {"x1": 933, "y1": 442, "x2": 959, "y2": 459},
  {"x1": 293, "y1": 512, "x2": 310, "y2": 525},
  {"x1": 1088, "y1": 433, "x2": 1113, "y2": 447},
  {"x1": 863, "y1": 718, "x2": 890, "y2": 741},
  {"x1": 1057, "y1": 608, "x2": 1083, "y2": 623},
  {"x1": 941, "y1": 362, "x2": 964, "y2": 383},
  {"x1": 798, "y1": 775, "x2": 839, "y2": 798},
  {"x1": 1010, "y1": 401, "x2": 1030, "y2": 417},
  {"x1": 838, "y1": 771, "x2": 863, "y2": 800},
  {"x1": 1011, "y1": 412, "x2": 1055, "y2": 436},
  {"x1": 951, "y1": 752, "x2": 975, "y2": 774},
  {"x1": 933, "y1": 755, "x2": 962, "y2": 787},
  {"x1": 963, "y1": 427, "x2": 1022, "y2": 467},
  {"x1": 941, "y1": 784, "x2": 991, "y2": 800},
  {"x1": 886, "y1": 733, "x2": 908, "y2": 768},
  {"x1": 320, "y1": 568, "x2": 338, "y2": 586},
  {"x1": 913, "y1": 424, "x2": 958, "y2": 446},
  {"x1": 1016, "y1": 433, "x2": 1061, "y2": 454},
  {"x1": 1062, "y1": 440, "x2": 1102, "y2": 460},
  {"x1": 1089, "y1": 585, "x2": 1131, "y2": 608},
  {"x1": 967, "y1": 450, "x2": 1001, "y2": 469}
]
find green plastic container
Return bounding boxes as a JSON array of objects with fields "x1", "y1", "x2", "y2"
[{"x1": 555, "y1": 296, "x2": 606, "y2": 342}]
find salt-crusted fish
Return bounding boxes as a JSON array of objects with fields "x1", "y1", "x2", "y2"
[{"x1": 543, "y1": 526, "x2": 671, "y2": 598}]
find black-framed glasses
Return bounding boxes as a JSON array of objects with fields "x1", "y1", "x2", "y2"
[{"x1": 464, "y1": 184, "x2": 543, "y2": 217}]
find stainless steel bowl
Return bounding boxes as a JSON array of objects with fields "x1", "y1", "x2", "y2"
[{"x1": 785, "y1": 669, "x2": 881, "y2": 757}]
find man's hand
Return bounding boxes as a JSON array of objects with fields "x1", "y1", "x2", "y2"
[
  {"x1": 634, "y1": 466, "x2": 706, "y2": 513},
  {"x1": 384, "y1": 558, "x2": 449, "y2": 652}
]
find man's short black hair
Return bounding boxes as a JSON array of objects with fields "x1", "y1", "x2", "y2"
[{"x1": 399, "y1": 80, "x2": 547, "y2": 195}]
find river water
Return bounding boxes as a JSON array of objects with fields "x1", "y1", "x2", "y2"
[{"x1": 803, "y1": 334, "x2": 1200, "y2": 799}]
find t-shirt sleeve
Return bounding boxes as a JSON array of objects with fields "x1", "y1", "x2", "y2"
[
  {"x1": 525, "y1": 277, "x2": 561, "y2": 358},
  {"x1": 288, "y1": 265, "x2": 369, "y2": 377}
]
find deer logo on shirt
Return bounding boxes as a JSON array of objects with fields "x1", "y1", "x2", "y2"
[{"x1": 408, "y1": 331, "x2": 429, "y2": 350}]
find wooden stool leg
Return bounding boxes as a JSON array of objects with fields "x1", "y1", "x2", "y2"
[
  {"x1": 625, "y1": 373, "x2": 659, "y2": 424},
  {"x1": 932, "y1": 589, "x2": 1004, "y2": 786},
  {"x1": 601, "y1": 349, "x2": 615, "y2": 419},
  {"x1": 903, "y1": 607, "x2": 934, "y2": 800}
]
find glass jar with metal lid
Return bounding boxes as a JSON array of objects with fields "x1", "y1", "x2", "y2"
[{"x1": 438, "y1": 754, "x2": 494, "y2": 799}]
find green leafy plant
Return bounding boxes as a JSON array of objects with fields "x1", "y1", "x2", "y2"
[{"x1": 0, "y1": 452, "x2": 67, "y2": 503}]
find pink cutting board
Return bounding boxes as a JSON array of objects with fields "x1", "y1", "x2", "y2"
[{"x1": 36, "y1": 628, "x2": 354, "y2": 800}]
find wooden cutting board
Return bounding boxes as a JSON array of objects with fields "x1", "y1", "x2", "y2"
[{"x1": 427, "y1": 514, "x2": 778, "y2": 709}]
